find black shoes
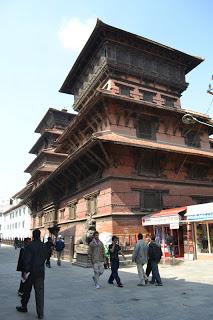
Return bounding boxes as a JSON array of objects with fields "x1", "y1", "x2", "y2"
[
  {"x1": 38, "y1": 315, "x2": 44, "y2": 319},
  {"x1": 117, "y1": 284, "x2": 123, "y2": 287},
  {"x1": 16, "y1": 306, "x2": 28, "y2": 313},
  {"x1": 155, "y1": 283, "x2": 163, "y2": 286}
]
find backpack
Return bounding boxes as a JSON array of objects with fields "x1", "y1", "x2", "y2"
[{"x1": 55, "y1": 240, "x2": 65, "y2": 252}]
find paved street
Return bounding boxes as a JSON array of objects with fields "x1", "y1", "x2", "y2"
[{"x1": 1, "y1": 244, "x2": 213, "y2": 320}]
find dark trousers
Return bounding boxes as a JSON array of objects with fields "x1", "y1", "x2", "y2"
[
  {"x1": 46, "y1": 254, "x2": 51, "y2": 267},
  {"x1": 146, "y1": 259, "x2": 152, "y2": 277},
  {"x1": 108, "y1": 260, "x2": 121, "y2": 285},
  {"x1": 150, "y1": 261, "x2": 162, "y2": 284},
  {"x1": 21, "y1": 275, "x2": 44, "y2": 317},
  {"x1": 18, "y1": 279, "x2": 26, "y2": 293}
]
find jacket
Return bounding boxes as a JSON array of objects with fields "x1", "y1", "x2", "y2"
[
  {"x1": 16, "y1": 247, "x2": 25, "y2": 272},
  {"x1": 148, "y1": 241, "x2": 162, "y2": 263},
  {"x1": 88, "y1": 239, "x2": 105, "y2": 264},
  {"x1": 55, "y1": 240, "x2": 65, "y2": 252},
  {"x1": 132, "y1": 239, "x2": 148, "y2": 265},
  {"x1": 23, "y1": 239, "x2": 47, "y2": 279}
]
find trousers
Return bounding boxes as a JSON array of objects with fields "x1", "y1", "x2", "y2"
[
  {"x1": 93, "y1": 262, "x2": 104, "y2": 285},
  {"x1": 21, "y1": 275, "x2": 44, "y2": 317},
  {"x1": 108, "y1": 260, "x2": 121, "y2": 285},
  {"x1": 136, "y1": 263, "x2": 147, "y2": 284}
]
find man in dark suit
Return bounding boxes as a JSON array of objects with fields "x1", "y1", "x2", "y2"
[
  {"x1": 16, "y1": 237, "x2": 31, "y2": 296},
  {"x1": 16, "y1": 229, "x2": 47, "y2": 319}
]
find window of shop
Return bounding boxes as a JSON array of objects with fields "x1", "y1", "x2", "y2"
[{"x1": 196, "y1": 222, "x2": 213, "y2": 254}]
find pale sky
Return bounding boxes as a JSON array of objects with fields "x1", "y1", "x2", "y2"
[{"x1": 0, "y1": 0, "x2": 213, "y2": 199}]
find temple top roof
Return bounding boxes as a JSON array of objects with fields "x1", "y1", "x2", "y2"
[
  {"x1": 60, "y1": 19, "x2": 203, "y2": 95},
  {"x1": 35, "y1": 107, "x2": 75, "y2": 134}
]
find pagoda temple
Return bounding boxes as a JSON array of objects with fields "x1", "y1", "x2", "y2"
[{"x1": 22, "y1": 20, "x2": 213, "y2": 260}]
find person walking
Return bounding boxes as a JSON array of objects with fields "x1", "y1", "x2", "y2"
[
  {"x1": 108, "y1": 236, "x2": 125, "y2": 288},
  {"x1": 88, "y1": 231, "x2": 105, "y2": 289},
  {"x1": 132, "y1": 233, "x2": 148, "y2": 286},
  {"x1": 16, "y1": 237, "x2": 31, "y2": 296},
  {"x1": 55, "y1": 235, "x2": 65, "y2": 266},
  {"x1": 145, "y1": 235, "x2": 152, "y2": 280},
  {"x1": 165, "y1": 233, "x2": 174, "y2": 258},
  {"x1": 148, "y1": 235, "x2": 163, "y2": 286},
  {"x1": 45, "y1": 237, "x2": 54, "y2": 268},
  {"x1": 16, "y1": 229, "x2": 47, "y2": 319}
]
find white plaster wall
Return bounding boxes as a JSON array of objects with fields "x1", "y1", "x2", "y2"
[{"x1": 2, "y1": 205, "x2": 31, "y2": 240}]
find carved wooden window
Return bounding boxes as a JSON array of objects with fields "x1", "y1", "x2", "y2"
[
  {"x1": 162, "y1": 96, "x2": 176, "y2": 108},
  {"x1": 137, "y1": 119, "x2": 157, "y2": 140},
  {"x1": 141, "y1": 91, "x2": 155, "y2": 102},
  {"x1": 87, "y1": 197, "x2": 98, "y2": 216},
  {"x1": 185, "y1": 131, "x2": 200, "y2": 148},
  {"x1": 192, "y1": 196, "x2": 213, "y2": 204},
  {"x1": 119, "y1": 85, "x2": 131, "y2": 97},
  {"x1": 140, "y1": 190, "x2": 163, "y2": 211},
  {"x1": 38, "y1": 215, "x2": 42, "y2": 226},
  {"x1": 33, "y1": 216, "x2": 36, "y2": 229},
  {"x1": 60, "y1": 209, "x2": 65, "y2": 221},
  {"x1": 68, "y1": 203, "x2": 77, "y2": 220},
  {"x1": 137, "y1": 153, "x2": 160, "y2": 177},
  {"x1": 187, "y1": 164, "x2": 208, "y2": 180}
]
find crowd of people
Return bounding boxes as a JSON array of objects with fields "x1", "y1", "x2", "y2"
[
  {"x1": 15, "y1": 229, "x2": 165, "y2": 318},
  {"x1": 88, "y1": 231, "x2": 163, "y2": 290}
]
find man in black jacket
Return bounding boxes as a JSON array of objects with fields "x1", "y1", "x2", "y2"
[
  {"x1": 148, "y1": 235, "x2": 163, "y2": 286},
  {"x1": 16, "y1": 229, "x2": 47, "y2": 319},
  {"x1": 16, "y1": 237, "x2": 31, "y2": 296}
]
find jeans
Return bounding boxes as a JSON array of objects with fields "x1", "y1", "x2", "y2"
[
  {"x1": 167, "y1": 245, "x2": 174, "y2": 257},
  {"x1": 108, "y1": 260, "x2": 121, "y2": 285},
  {"x1": 150, "y1": 261, "x2": 162, "y2": 284}
]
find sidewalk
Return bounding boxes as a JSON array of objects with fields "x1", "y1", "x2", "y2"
[{"x1": 1, "y1": 244, "x2": 213, "y2": 320}]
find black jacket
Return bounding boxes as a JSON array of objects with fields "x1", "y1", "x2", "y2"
[
  {"x1": 148, "y1": 241, "x2": 162, "y2": 263},
  {"x1": 16, "y1": 247, "x2": 25, "y2": 271},
  {"x1": 23, "y1": 239, "x2": 47, "y2": 279}
]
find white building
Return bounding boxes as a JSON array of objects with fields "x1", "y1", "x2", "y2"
[
  {"x1": 0, "y1": 198, "x2": 10, "y2": 239},
  {"x1": 2, "y1": 198, "x2": 31, "y2": 240}
]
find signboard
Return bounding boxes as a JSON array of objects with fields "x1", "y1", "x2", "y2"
[
  {"x1": 170, "y1": 222, "x2": 179, "y2": 229},
  {"x1": 187, "y1": 212, "x2": 213, "y2": 221},
  {"x1": 142, "y1": 214, "x2": 180, "y2": 226}
]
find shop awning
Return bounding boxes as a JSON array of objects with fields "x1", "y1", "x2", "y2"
[
  {"x1": 185, "y1": 202, "x2": 213, "y2": 221},
  {"x1": 142, "y1": 207, "x2": 187, "y2": 226}
]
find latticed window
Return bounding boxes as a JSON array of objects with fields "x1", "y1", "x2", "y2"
[
  {"x1": 69, "y1": 204, "x2": 76, "y2": 220},
  {"x1": 187, "y1": 164, "x2": 208, "y2": 180},
  {"x1": 38, "y1": 215, "x2": 42, "y2": 226},
  {"x1": 137, "y1": 153, "x2": 160, "y2": 176},
  {"x1": 162, "y1": 96, "x2": 176, "y2": 108},
  {"x1": 140, "y1": 190, "x2": 163, "y2": 210},
  {"x1": 87, "y1": 197, "x2": 98, "y2": 216},
  {"x1": 137, "y1": 119, "x2": 157, "y2": 140},
  {"x1": 119, "y1": 85, "x2": 131, "y2": 97},
  {"x1": 60, "y1": 209, "x2": 65, "y2": 220},
  {"x1": 185, "y1": 131, "x2": 200, "y2": 148},
  {"x1": 141, "y1": 91, "x2": 155, "y2": 102}
]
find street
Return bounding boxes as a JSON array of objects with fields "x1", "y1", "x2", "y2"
[{"x1": 1, "y1": 244, "x2": 213, "y2": 320}]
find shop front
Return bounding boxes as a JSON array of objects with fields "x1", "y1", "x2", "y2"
[
  {"x1": 185, "y1": 202, "x2": 213, "y2": 260},
  {"x1": 142, "y1": 207, "x2": 187, "y2": 259}
]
